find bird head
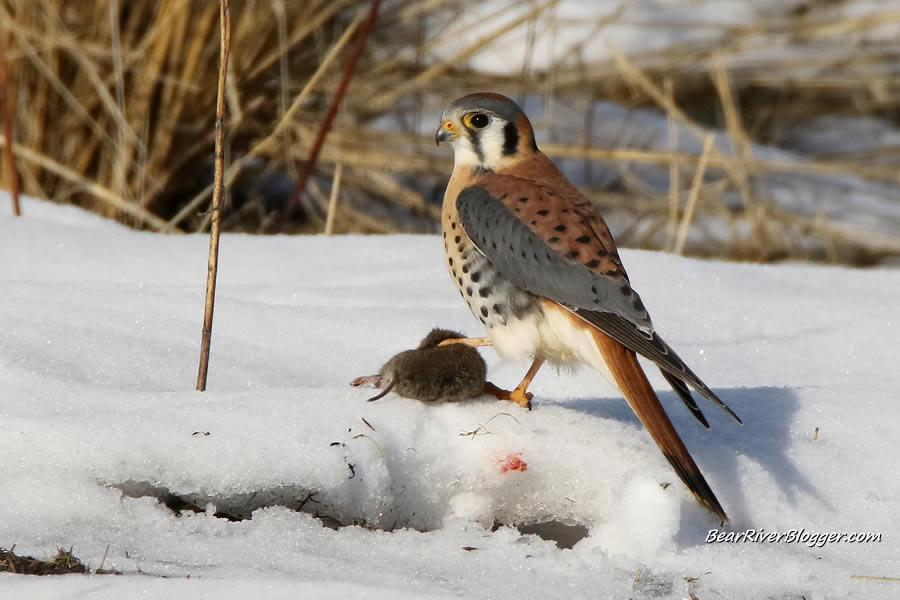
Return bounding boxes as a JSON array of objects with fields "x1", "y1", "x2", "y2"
[{"x1": 435, "y1": 93, "x2": 538, "y2": 170}]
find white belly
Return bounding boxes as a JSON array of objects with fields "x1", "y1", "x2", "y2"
[{"x1": 487, "y1": 305, "x2": 618, "y2": 389}]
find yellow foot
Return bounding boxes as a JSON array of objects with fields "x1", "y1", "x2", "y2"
[
  {"x1": 483, "y1": 382, "x2": 533, "y2": 410},
  {"x1": 437, "y1": 336, "x2": 492, "y2": 348}
]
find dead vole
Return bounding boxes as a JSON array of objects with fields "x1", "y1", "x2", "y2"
[
  {"x1": 352, "y1": 328, "x2": 488, "y2": 402},
  {"x1": 353, "y1": 328, "x2": 533, "y2": 406}
]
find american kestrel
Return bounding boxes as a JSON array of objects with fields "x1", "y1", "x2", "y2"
[{"x1": 435, "y1": 92, "x2": 741, "y2": 521}]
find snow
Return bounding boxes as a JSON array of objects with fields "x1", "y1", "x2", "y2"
[
  {"x1": 430, "y1": 0, "x2": 765, "y2": 75},
  {"x1": 2, "y1": 193, "x2": 899, "y2": 598},
  {"x1": 430, "y1": 0, "x2": 898, "y2": 75}
]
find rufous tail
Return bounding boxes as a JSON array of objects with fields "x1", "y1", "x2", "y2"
[{"x1": 591, "y1": 328, "x2": 729, "y2": 522}]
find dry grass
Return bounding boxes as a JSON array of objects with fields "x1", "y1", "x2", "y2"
[
  {"x1": 0, "y1": 0, "x2": 898, "y2": 264},
  {"x1": 0, "y1": 546, "x2": 88, "y2": 575},
  {"x1": 0, "y1": 28, "x2": 20, "y2": 216}
]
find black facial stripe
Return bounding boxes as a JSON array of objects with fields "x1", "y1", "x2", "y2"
[
  {"x1": 502, "y1": 121, "x2": 519, "y2": 156},
  {"x1": 469, "y1": 128, "x2": 485, "y2": 163}
]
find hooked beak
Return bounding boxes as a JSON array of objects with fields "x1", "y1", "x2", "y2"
[{"x1": 435, "y1": 122, "x2": 456, "y2": 146}]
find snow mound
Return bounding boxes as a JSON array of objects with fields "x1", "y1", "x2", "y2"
[{"x1": 1, "y1": 196, "x2": 898, "y2": 599}]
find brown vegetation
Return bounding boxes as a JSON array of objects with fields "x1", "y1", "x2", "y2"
[
  {"x1": 0, "y1": 546, "x2": 88, "y2": 575},
  {"x1": 0, "y1": 0, "x2": 898, "y2": 264}
]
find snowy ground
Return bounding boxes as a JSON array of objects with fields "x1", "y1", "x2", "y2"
[{"x1": 1, "y1": 195, "x2": 898, "y2": 598}]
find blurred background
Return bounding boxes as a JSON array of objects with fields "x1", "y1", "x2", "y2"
[{"x1": 1, "y1": 0, "x2": 899, "y2": 265}]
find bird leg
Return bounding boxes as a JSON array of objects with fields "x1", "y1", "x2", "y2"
[
  {"x1": 436, "y1": 336, "x2": 492, "y2": 348},
  {"x1": 482, "y1": 357, "x2": 545, "y2": 410},
  {"x1": 482, "y1": 381, "x2": 531, "y2": 407}
]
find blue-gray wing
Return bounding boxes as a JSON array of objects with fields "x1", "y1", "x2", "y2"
[
  {"x1": 456, "y1": 184, "x2": 653, "y2": 332},
  {"x1": 457, "y1": 183, "x2": 741, "y2": 424}
]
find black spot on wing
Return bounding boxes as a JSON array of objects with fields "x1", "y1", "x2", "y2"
[{"x1": 456, "y1": 184, "x2": 652, "y2": 330}]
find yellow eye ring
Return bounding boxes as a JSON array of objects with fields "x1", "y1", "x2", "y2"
[{"x1": 463, "y1": 112, "x2": 490, "y2": 129}]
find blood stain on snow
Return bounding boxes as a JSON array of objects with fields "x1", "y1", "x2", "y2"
[{"x1": 496, "y1": 452, "x2": 528, "y2": 473}]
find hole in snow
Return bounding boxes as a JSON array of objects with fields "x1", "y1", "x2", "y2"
[
  {"x1": 112, "y1": 481, "x2": 337, "y2": 525},
  {"x1": 111, "y1": 480, "x2": 592, "y2": 547},
  {"x1": 514, "y1": 520, "x2": 590, "y2": 550}
]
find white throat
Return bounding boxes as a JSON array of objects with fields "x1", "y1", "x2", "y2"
[
  {"x1": 451, "y1": 126, "x2": 507, "y2": 170},
  {"x1": 451, "y1": 139, "x2": 482, "y2": 169}
]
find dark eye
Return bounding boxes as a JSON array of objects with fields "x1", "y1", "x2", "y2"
[{"x1": 470, "y1": 113, "x2": 489, "y2": 129}]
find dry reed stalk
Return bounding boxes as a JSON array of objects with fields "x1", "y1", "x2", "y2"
[
  {"x1": 767, "y1": 208, "x2": 900, "y2": 255},
  {"x1": 1, "y1": 16, "x2": 117, "y2": 154},
  {"x1": 545, "y1": 3, "x2": 626, "y2": 74},
  {"x1": 367, "y1": 0, "x2": 562, "y2": 113},
  {"x1": 0, "y1": 139, "x2": 176, "y2": 230},
  {"x1": 168, "y1": 9, "x2": 367, "y2": 228},
  {"x1": 544, "y1": 6, "x2": 900, "y2": 120},
  {"x1": 324, "y1": 162, "x2": 343, "y2": 235},
  {"x1": 608, "y1": 42, "x2": 757, "y2": 213},
  {"x1": 0, "y1": 29, "x2": 19, "y2": 216},
  {"x1": 369, "y1": 0, "x2": 503, "y2": 79},
  {"x1": 284, "y1": 139, "x2": 447, "y2": 178},
  {"x1": 281, "y1": 0, "x2": 382, "y2": 224},
  {"x1": 664, "y1": 77, "x2": 678, "y2": 251},
  {"x1": 345, "y1": 168, "x2": 440, "y2": 220},
  {"x1": 2, "y1": 0, "x2": 367, "y2": 225},
  {"x1": 540, "y1": 142, "x2": 900, "y2": 182},
  {"x1": 2, "y1": 0, "x2": 165, "y2": 218},
  {"x1": 272, "y1": 0, "x2": 295, "y2": 181},
  {"x1": 1, "y1": 0, "x2": 898, "y2": 263},
  {"x1": 710, "y1": 56, "x2": 765, "y2": 247},
  {"x1": 108, "y1": 0, "x2": 127, "y2": 199},
  {"x1": 196, "y1": 0, "x2": 230, "y2": 393},
  {"x1": 334, "y1": 200, "x2": 394, "y2": 234},
  {"x1": 269, "y1": 120, "x2": 900, "y2": 235},
  {"x1": 141, "y1": 4, "x2": 218, "y2": 206},
  {"x1": 392, "y1": 0, "x2": 458, "y2": 22},
  {"x1": 674, "y1": 133, "x2": 715, "y2": 255},
  {"x1": 247, "y1": 0, "x2": 353, "y2": 79}
]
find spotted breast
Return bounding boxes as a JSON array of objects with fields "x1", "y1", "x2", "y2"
[{"x1": 442, "y1": 204, "x2": 539, "y2": 332}]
